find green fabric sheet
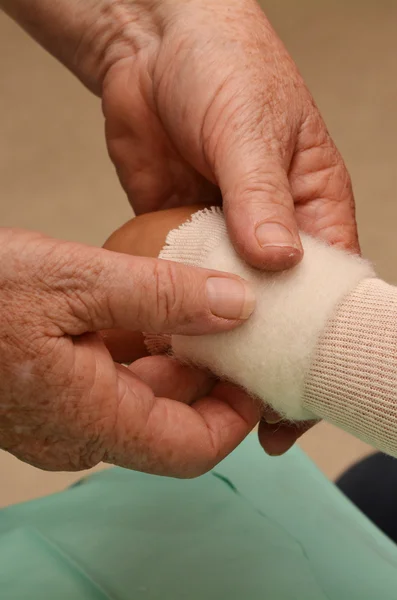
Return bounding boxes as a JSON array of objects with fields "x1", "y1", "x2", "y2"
[{"x1": 1, "y1": 436, "x2": 396, "y2": 599}]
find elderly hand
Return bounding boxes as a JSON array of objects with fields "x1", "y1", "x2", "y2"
[
  {"x1": 2, "y1": 0, "x2": 358, "y2": 456},
  {"x1": 2, "y1": 0, "x2": 357, "y2": 265},
  {"x1": 102, "y1": 0, "x2": 359, "y2": 271},
  {"x1": 104, "y1": 206, "x2": 321, "y2": 458},
  {"x1": 101, "y1": 0, "x2": 355, "y2": 452},
  {"x1": 0, "y1": 229, "x2": 258, "y2": 475}
]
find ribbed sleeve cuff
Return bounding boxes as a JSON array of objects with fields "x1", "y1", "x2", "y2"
[{"x1": 303, "y1": 278, "x2": 397, "y2": 456}]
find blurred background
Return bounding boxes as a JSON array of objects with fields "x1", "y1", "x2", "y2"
[{"x1": 1, "y1": 0, "x2": 396, "y2": 507}]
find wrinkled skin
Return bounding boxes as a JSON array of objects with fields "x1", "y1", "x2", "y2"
[
  {"x1": 103, "y1": 0, "x2": 359, "y2": 270},
  {"x1": 0, "y1": 0, "x2": 359, "y2": 467},
  {"x1": 0, "y1": 229, "x2": 260, "y2": 475},
  {"x1": 102, "y1": 0, "x2": 358, "y2": 452},
  {"x1": 103, "y1": 206, "x2": 320, "y2": 456}
]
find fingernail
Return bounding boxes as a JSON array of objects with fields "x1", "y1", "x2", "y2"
[
  {"x1": 264, "y1": 416, "x2": 283, "y2": 425},
  {"x1": 206, "y1": 277, "x2": 255, "y2": 320},
  {"x1": 266, "y1": 448, "x2": 285, "y2": 457},
  {"x1": 256, "y1": 222, "x2": 300, "y2": 249},
  {"x1": 262, "y1": 407, "x2": 283, "y2": 424}
]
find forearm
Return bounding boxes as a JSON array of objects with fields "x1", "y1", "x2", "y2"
[{"x1": 0, "y1": 0, "x2": 157, "y2": 94}]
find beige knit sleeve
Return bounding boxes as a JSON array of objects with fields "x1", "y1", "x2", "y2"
[{"x1": 303, "y1": 278, "x2": 397, "y2": 456}]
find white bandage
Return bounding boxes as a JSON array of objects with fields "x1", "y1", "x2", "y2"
[{"x1": 147, "y1": 208, "x2": 374, "y2": 421}]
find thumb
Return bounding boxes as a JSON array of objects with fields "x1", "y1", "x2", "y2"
[
  {"x1": 49, "y1": 242, "x2": 256, "y2": 336},
  {"x1": 218, "y1": 144, "x2": 303, "y2": 271}
]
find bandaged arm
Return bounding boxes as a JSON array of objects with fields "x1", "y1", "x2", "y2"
[{"x1": 147, "y1": 207, "x2": 397, "y2": 457}]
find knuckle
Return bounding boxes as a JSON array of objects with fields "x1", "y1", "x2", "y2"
[
  {"x1": 227, "y1": 167, "x2": 291, "y2": 208},
  {"x1": 36, "y1": 243, "x2": 107, "y2": 334},
  {"x1": 36, "y1": 243, "x2": 98, "y2": 295},
  {"x1": 227, "y1": 177, "x2": 294, "y2": 227},
  {"x1": 148, "y1": 260, "x2": 185, "y2": 329},
  {"x1": 242, "y1": 178, "x2": 290, "y2": 203}
]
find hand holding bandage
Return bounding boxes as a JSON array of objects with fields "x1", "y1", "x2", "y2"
[{"x1": 106, "y1": 207, "x2": 397, "y2": 458}]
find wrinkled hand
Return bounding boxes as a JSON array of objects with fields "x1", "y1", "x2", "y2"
[
  {"x1": 103, "y1": 0, "x2": 358, "y2": 273},
  {"x1": 3, "y1": 0, "x2": 356, "y2": 458},
  {"x1": 0, "y1": 229, "x2": 259, "y2": 475},
  {"x1": 101, "y1": 0, "x2": 358, "y2": 453}
]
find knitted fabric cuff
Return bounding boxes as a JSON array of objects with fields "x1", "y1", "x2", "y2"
[
  {"x1": 146, "y1": 208, "x2": 375, "y2": 422},
  {"x1": 303, "y1": 278, "x2": 397, "y2": 455}
]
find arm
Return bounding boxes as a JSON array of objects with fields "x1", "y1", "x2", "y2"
[
  {"x1": 106, "y1": 207, "x2": 397, "y2": 458},
  {"x1": 0, "y1": 0, "x2": 142, "y2": 94},
  {"x1": 303, "y1": 278, "x2": 397, "y2": 456}
]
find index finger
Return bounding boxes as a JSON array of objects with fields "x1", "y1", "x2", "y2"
[{"x1": 104, "y1": 367, "x2": 261, "y2": 477}]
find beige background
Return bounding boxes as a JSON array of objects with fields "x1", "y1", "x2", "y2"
[{"x1": 1, "y1": 0, "x2": 396, "y2": 507}]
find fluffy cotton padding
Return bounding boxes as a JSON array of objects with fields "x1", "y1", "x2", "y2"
[{"x1": 153, "y1": 208, "x2": 375, "y2": 420}]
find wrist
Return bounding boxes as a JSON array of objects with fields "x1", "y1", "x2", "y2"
[
  {"x1": 1, "y1": 0, "x2": 162, "y2": 95},
  {"x1": 146, "y1": 208, "x2": 375, "y2": 421},
  {"x1": 81, "y1": 0, "x2": 163, "y2": 95}
]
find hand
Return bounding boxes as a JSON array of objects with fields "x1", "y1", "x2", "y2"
[
  {"x1": 102, "y1": 0, "x2": 359, "y2": 272},
  {"x1": 3, "y1": 0, "x2": 355, "y2": 456},
  {"x1": 103, "y1": 207, "x2": 318, "y2": 457},
  {"x1": 101, "y1": 0, "x2": 356, "y2": 453},
  {"x1": 0, "y1": 228, "x2": 258, "y2": 475},
  {"x1": 2, "y1": 1, "x2": 358, "y2": 267}
]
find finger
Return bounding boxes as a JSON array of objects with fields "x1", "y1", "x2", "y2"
[
  {"x1": 258, "y1": 419, "x2": 317, "y2": 456},
  {"x1": 46, "y1": 241, "x2": 256, "y2": 336},
  {"x1": 105, "y1": 371, "x2": 261, "y2": 477},
  {"x1": 129, "y1": 355, "x2": 215, "y2": 403},
  {"x1": 101, "y1": 207, "x2": 218, "y2": 365},
  {"x1": 218, "y1": 144, "x2": 303, "y2": 271},
  {"x1": 290, "y1": 114, "x2": 359, "y2": 254},
  {"x1": 260, "y1": 405, "x2": 283, "y2": 424},
  {"x1": 103, "y1": 60, "x2": 220, "y2": 214}
]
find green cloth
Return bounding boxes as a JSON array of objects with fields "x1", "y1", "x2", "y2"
[{"x1": 1, "y1": 436, "x2": 397, "y2": 599}]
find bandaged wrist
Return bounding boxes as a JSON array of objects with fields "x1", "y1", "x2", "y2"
[{"x1": 146, "y1": 207, "x2": 375, "y2": 424}]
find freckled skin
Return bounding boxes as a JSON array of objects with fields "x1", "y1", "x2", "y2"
[
  {"x1": 104, "y1": 206, "x2": 318, "y2": 455},
  {"x1": 0, "y1": 227, "x2": 261, "y2": 475},
  {"x1": 103, "y1": 0, "x2": 359, "y2": 273},
  {"x1": 1, "y1": 0, "x2": 358, "y2": 464}
]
